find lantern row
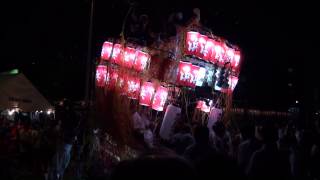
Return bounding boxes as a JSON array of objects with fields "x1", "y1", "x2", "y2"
[
  {"x1": 185, "y1": 31, "x2": 241, "y2": 72},
  {"x1": 101, "y1": 41, "x2": 151, "y2": 72},
  {"x1": 97, "y1": 61, "x2": 238, "y2": 96},
  {"x1": 177, "y1": 61, "x2": 238, "y2": 92},
  {"x1": 96, "y1": 65, "x2": 168, "y2": 111}
]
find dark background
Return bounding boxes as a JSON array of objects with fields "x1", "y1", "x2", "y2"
[{"x1": 1, "y1": 0, "x2": 318, "y2": 111}]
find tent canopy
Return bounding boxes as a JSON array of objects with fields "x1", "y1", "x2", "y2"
[{"x1": 0, "y1": 73, "x2": 52, "y2": 111}]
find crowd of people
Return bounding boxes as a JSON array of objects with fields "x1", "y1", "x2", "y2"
[
  {"x1": 0, "y1": 112, "x2": 61, "y2": 179},
  {"x1": 1, "y1": 104, "x2": 320, "y2": 180},
  {"x1": 0, "y1": 101, "x2": 86, "y2": 180},
  {"x1": 127, "y1": 108, "x2": 320, "y2": 180}
]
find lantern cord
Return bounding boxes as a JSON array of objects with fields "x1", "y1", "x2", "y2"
[
  {"x1": 120, "y1": 4, "x2": 134, "y2": 42},
  {"x1": 183, "y1": 88, "x2": 191, "y2": 122}
]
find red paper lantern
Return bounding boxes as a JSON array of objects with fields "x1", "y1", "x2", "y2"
[
  {"x1": 134, "y1": 50, "x2": 150, "y2": 72},
  {"x1": 213, "y1": 41, "x2": 225, "y2": 65},
  {"x1": 101, "y1": 41, "x2": 113, "y2": 61},
  {"x1": 139, "y1": 82, "x2": 155, "y2": 106},
  {"x1": 177, "y1": 62, "x2": 200, "y2": 88},
  {"x1": 196, "y1": 34, "x2": 208, "y2": 60},
  {"x1": 96, "y1": 65, "x2": 107, "y2": 87},
  {"x1": 152, "y1": 86, "x2": 169, "y2": 111},
  {"x1": 177, "y1": 61, "x2": 192, "y2": 87},
  {"x1": 195, "y1": 67, "x2": 206, "y2": 87},
  {"x1": 117, "y1": 72, "x2": 127, "y2": 95},
  {"x1": 126, "y1": 76, "x2": 141, "y2": 99},
  {"x1": 111, "y1": 44, "x2": 122, "y2": 65},
  {"x1": 123, "y1": 47, "x2": 136, "y2": 68},
  {"x1": 106, "y1": 67, "x2": 119, "y2": 90},
  {"x1": 231, "y1": 50, "x2": 241, "y2": 71},
  {"x1": 185, "y1": 31, "x2": 200, "y2": 56},
  {"x1": 225, "y1": 46, "x2": 235, "y2": 64},
  {"x1": 191, "y1": 65, "x2": 200, "y2": 86},
  {"x1": 203, "y1": 38, "x2": 215, "y2": 62}
]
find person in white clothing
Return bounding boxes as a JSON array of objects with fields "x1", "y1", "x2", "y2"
[{"x1": 132, "y1": 111, "x2": 145, "y2": 132}]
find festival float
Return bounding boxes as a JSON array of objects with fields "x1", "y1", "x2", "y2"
[{"x1": 93, "y1": 9, "x2": 243, "y2": 158}]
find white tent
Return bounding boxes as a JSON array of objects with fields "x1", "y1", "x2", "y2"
[{"x1": 0, "y1": 73, "x2": 52, "y2": 111}]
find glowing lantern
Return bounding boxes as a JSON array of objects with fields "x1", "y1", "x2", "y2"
[
  {"x1": 123, "y1": 47, "x2": 136, "y2": 68},
  {"x1": 225, "y1": 46, "x2": 235, "y2": 64},
  {"x1": 126, "y1": 76, "x2": 141, "y2": 99},
  {"x1": 177, "y1": 62, "x2": 200, "y2": 88},
  {"x1": 191, "y1": 65, "x2": 200, "y2": 86},
  {"x1": 231, "y1": 50, "x2": 241, "y2": 71},
  {"x1": 196, "y1": 34, "x2": 208, "y2": 59},
  {"x1": 139, "y1": 82, "x2": 155, "y2": 106},
  {"x1": 100, "y1": 41, "x2": 151, "y2": 72},
  {"x1": 134, "y1": 50, "x2": 150, "y2": 72},
  {"x1": 101, "y1": 41, "x2": 113, "y2": 60},
  {"x1": 213, "y1": 41, "x2": 225, "y2": 65},
  {"x1": 203, "y1": 38, "x2": 215, "y2": 62},
  {"x1": 152, "y1": 86, "x2": 169, "y2": 111},
  {"x1": 195, "y1": 67, "x2": 206, "y2": 86},
  {"x1": 177, "y1": 61, "x2": 192, "y2": 87},
  {"x1": 220, "y1": 43, "x2": 227, "y2": 65},
  {"x1": 106, "y1": 68, "x2": 119, "y2": 90},
  {"x1": 117, "y1": 72, "x2": 127, "y2": 95},
  {"x1": 185, "y1": 31, "x2": 200, "y2": 56},
  {"x1": 111, "y1": 44, "x2": 122, "y2": 65},
  {"x1": 206, "y1": 68, "x2": 215, "y2": 87},
  {"x1": 96, "y1": 65, "x2": 107, "y2": 87}
]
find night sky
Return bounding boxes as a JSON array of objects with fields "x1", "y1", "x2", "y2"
[{"x1": 1, "y1": 0, "x2": 319, "y2": 111}]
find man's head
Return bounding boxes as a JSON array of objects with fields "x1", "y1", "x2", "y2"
[
  {"x1": 260, "y1": 123, "x2": 278, "y2": 144},
  {"x1": 110, "y1": 155, "x2": 195, "y2": 179},
  {"x1": 240, "y1": 124, "x2": 255, "y2": 140},
  {"x1": 212, "y1": 121, "x2": 226, "y2": 138},
  {"x1": 193, "y1": 125, "x2": 209, "y2": 144}
]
